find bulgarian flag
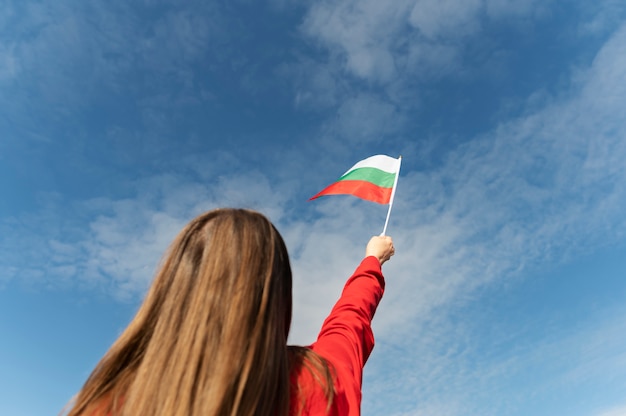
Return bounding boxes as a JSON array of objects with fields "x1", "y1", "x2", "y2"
[
  {"x1": 310, "y1": 154, "x2": 402, "y2": 235},
  {"x1": 310, "y1": 154, "x2": 401, "y2": 204}
]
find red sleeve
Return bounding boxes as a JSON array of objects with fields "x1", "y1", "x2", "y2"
[{"x1": 310, "y1": 256, "x2": 385, "y2": 415}]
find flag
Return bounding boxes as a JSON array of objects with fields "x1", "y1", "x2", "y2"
[{"x1": 309, "y1": 155, "x2": 401, "y2": 204}]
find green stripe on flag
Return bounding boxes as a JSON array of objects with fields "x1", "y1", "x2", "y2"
[{"x1": 339, "y1": 167, "x2": 395, "y2": 188}]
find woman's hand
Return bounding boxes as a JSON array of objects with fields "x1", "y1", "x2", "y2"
[{"x1": 365, "y1": 236, "x2": 395, "y2": 265}]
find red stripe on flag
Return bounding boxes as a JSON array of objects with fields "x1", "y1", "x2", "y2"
[{"x1": 309, "y1": 180, "x2": 392, "y2": 204}]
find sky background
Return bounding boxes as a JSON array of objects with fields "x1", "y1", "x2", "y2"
[{"x1": 1, "y1": 1, "x2": 625, "y2": 415}]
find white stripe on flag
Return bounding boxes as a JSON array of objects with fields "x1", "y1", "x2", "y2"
[{"x1": 343, "y1": 154, "x2": 400, "y2": 176}]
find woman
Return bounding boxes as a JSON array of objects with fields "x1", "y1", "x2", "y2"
[{"x1": 65, "y1": 208, "x2": 394, "y2": 416}]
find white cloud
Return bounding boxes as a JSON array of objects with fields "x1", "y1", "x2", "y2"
[
  {"x1": 71, "y1": 171, "x2": 292, "y2": 299},
  {"x1": 1, "y1": 2, "x2": 626, "y2": 415},
  {"x1": 353, "y1": 21, "x2": 626, "y2": 416},
  {"x1": 577, "y1": 0, "x2": 626, "y2": 38},
  {"x1": 2, "y1": 6, "x2": 625, "y2": 350},
  {"x1": 295, "y1": 15, "x2": 626, "y2": 345},
  {"x1": 301, "y1": 0, "x2": 548, "y2": 83},
  {"x1": 361, "y1": 296, "x2": 626, "y2": 415},
  {"x1": 370, "y1": 21, "x2": 626, "y2": 336},
  {"x1": 595, "y1": 405, "x2": 626, "y2": 416},
  {"x1": 301, "y1": 0, "x2": 412, "y2": 82},
  {"x1": 0, "y1": 1, "x2": 225, "y2": 148}
]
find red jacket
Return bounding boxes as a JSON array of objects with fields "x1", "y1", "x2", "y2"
[
  {"x1": 83, "y1": 257, "x2": 385, "y2": 416},
  {"x1": 289, "y1": 256, "x2": 385, "y2": 416}
]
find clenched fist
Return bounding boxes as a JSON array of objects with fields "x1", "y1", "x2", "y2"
[{"x1": 365, "y1": 236, "x2": 395, "y2": 265}]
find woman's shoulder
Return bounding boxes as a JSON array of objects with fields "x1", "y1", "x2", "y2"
[{"x1": 289, "y1": 347, "x2": 349, "y2": 416}]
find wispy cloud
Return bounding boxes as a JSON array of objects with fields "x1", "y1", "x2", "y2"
[
  {"x1": 353, "y1": 21, "x2": 626, "y2": 416},
  {"x1": 362, "y1": 295, "x2": 626, "y2": 415},
  {"x1": 0, "y1": 0, "x2": 227, "y2": 159},
  {"x1": 365, "y1": 44, "x2": 626, "y2": 416},
  {"x1": 2, "y1": 2, "x2": 626, "y2": 415},
  {"x1": 0, "y1": 158, "x2": 288, "y2": 288},
  {"x1": 300, "y1": 0, "x2": 548, "y2": 84},
  {"x1": 2, "y1": 0, "x2": 625, "y2": 348},
  {"x1": 594, "y1": 405, "x2": 626, "y2": 416},
  {"x1": 302, "y1": 0, "x2": 409, "y2": 83}
]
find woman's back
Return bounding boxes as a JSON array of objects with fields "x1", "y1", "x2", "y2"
[{"x1": 63, "y1": 208, "x2": 393, "y2": 416}]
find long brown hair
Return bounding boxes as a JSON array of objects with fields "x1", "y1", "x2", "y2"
[{"x1": 65, "y1": 208, "x2": 333, "y2": 416}]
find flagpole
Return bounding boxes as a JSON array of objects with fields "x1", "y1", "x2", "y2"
[{"x1": 381, "y1": 156, "x2": 402, "y2": 236}]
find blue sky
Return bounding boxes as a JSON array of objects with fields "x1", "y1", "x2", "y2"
[{"x1": 1, "y1": 1, "x2": 626, "y2": 415}]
